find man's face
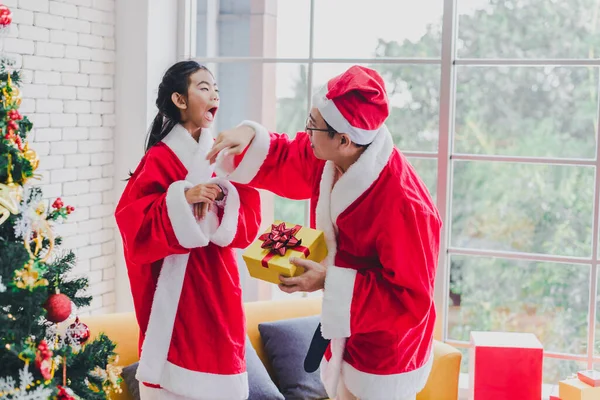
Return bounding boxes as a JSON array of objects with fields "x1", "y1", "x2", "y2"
[{"x1": 305, "y1": 108, "x2": 341, "y2": 161}]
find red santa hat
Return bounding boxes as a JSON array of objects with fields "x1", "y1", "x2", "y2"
[{"x1": 312, "y1": 65, "x2": 389, "y2": 145}]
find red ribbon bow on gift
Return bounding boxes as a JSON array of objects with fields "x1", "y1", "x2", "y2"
[{"x1": 259, "y1": 222, "x2": 303, "y2": 256}]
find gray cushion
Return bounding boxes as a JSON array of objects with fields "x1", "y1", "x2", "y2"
[
  {"x1": 120, "y1": 337, "x2": 284, "y2": 400},
  {"x1": 121, "y1": 362, "x2": 140, "y2": 400},
  {"x1": 258, "y1": 316, "x2": 328, "y2": 400},
  {"x1": 247, "y1": 337, "x2": 285, "y2": 400}
]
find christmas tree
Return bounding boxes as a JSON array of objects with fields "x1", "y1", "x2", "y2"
[{"x1": 0, "y1": 4, "x2": 122, "y2": 399}]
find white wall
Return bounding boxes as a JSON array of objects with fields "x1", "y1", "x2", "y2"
[
  {"x1": 114, "y1": 0, "x2": 180, "y2": 312},
  {"x1": 4, "y1": 0, "x2": 117, "y2": 314},
  {"x1": 6, "y1": 0, "x2": 273, "y2": 312}
]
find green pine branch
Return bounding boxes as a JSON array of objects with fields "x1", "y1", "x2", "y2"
[
  {"x1": 0, "y1": 32, "x2": 118, "y2": 399},
  {"x1": 55, "y1": 334, "x2": 118, "y2": 400},
  {"x1": 44, "y1": 251, "x2": 92, "y2": 308}
]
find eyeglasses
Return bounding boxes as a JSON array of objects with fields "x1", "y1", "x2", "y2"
[{"x1": 305, "y1": 117, "x2": 336, "y2": 134}]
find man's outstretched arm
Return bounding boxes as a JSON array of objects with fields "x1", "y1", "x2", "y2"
[{"x1": 208, "y1": 121, "x2": 323, "y2": 200}]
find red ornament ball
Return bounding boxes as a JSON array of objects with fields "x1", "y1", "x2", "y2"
[
  {"x1": 43, "y1": 293, "x2": 72, "y2": 323},
  {"x1": 66, "y1": 317, "x2": 90, "y2": 346},
  {"x1": 0, "y1": 6, "x2": 12, "y2": 27}
]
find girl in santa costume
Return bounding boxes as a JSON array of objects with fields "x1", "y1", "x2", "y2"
[
  {"x1": 115, "y1": 61, "x2": 262, "y2": 400},
  {"x1": 207, "y1": 65, "x2": 441, "y2": 400}
]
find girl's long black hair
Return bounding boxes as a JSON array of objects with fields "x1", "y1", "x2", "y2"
[
  {"x1": 144, "y1": 60, "x2": 209, "y2": 152},
  {"x1": 126, "y1": 61, "x2": 209, "y2": 180}
]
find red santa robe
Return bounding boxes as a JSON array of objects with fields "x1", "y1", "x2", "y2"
[
  {"x1": 216, "y1": 121, "x2": 441, "y2": 400},
  {"x1": 115, "y1": 124, "x2": 261, "y2": 400}
]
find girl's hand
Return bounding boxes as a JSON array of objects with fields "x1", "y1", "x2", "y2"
[
  {"x1": 184, "y1": 183, "x2": 222, "y2": 205},
  {"x1": 215, "y1": 186, "x2": 225, "y2": 201},
  {"x1": 185, "y1": 183, "x2": 225, "y2": 220},
  {"x1": 185, "y1": 184, "x2": 222, "y2": 220},
  {"x1": 193, "y1": 202, "x2": 209, "y2": 220}
]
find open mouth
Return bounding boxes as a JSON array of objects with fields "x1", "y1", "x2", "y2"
[{"x1": 205, "y1": 107, "x2": 218, "y2": 122}]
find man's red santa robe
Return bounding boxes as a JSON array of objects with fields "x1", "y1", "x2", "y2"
[
  {"x1": 216, "y1": 121, "x2": 441, "y2": 400},
  {"x1": 115, "y1": 125, "x2": 261, "y2": 400}
]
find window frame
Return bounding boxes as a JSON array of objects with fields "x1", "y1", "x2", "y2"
[{"x1": 188, "y1": 0, "x2": 600, "y2": 371}]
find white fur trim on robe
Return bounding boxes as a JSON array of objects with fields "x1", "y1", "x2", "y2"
[
  {"x1": 321, "y1": 266, "x2": 356, "y2": 339},
  {"x1": 161, "y1": 362, "x2": 248, "y2": 400},
  {"x1": 346, "y1": 349, "x2": 433, "y2": 400},
  {"x1": 136, "y1": 253, "x2": 190, "y2": 385},
  {"x1": 320, "y1": 337, "x2": 346, "y2": 398},
  {"x1": 165, "y1": 181, "x2": 211, "y2": 249},
  {"x1": 207, "y1": 178, "x2": 240, "y2": 247},
  {"x1": 162, "y1": 124, "x2": 214, "y2": 184},
  {"x1": 139, "y1": 364, "x2": 248, "y2": 400},
  {"x1": 315, "y1": 160, "x2": 337, "y2": 267},
  {"x1": 329, "y1": 124, "x2": 393, "y2": 222},
  {"x1": 214, "y1": 120, "x2": 270, "y2": 184}
]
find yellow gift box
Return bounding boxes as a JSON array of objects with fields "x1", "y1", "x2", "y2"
[
  {"x1": 559, "y1": 378, "x2": 600, "y2": 400},
  {"x1": 243, "y1": 221, "x2": 328, "y2": 284}
]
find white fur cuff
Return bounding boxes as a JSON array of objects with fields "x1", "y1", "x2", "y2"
[
  {"x1": 165, "y1": 181, "x2": 211, "y2": 249},
  {"x1": 344, "y1": 349, "x2": 434, "y2": 399},
  {"x1": 214, "y1": 120, "x2": 270, "y2": 184},
  {"x1": 207, "y1": 178, "x2": 240, "y2": 247},
  {"x1": 162, "y1": 362, "x2": 248, "y2": 400},
  {"x1": 321, "y1": 266, "x2": 357, "y2": 339}
]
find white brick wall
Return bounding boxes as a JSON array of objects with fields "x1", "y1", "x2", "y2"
[{"x1": 8, "y1": 0, "x2": 116, "y2": 315}]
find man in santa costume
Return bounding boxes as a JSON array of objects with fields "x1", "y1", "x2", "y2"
[{"x1": 207, "y1": 65, "x2": 442, "y2": 400}]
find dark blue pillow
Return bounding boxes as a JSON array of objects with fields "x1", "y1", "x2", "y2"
[
  {"x1": 120, "y1": 337, "x2": 283, "y2": 400},
  {"x1": 258, "y1": 316, "x2": 328, "y2": 400}
]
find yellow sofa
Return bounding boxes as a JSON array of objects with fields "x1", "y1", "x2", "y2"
[{"x1": 85, "y1": 298, "x2": 461, "y2": 400}]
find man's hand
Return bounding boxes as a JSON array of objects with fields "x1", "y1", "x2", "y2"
[
  {"x1": 278, "y1": 257, "x2": 326, "y2": 294},
  {"x1": 206, "y1": 125, "x2": 256, "y2": 164}
]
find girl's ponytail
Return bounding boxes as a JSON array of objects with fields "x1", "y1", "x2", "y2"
[{"x1": 145, "y1": 112, "x2": 176, "y2": 152}]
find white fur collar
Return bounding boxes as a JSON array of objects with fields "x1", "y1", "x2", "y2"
[
  {"x1": 316, "y1": 125, "x2": 394, "y2": 263},
  {"x1": 324, "y1": 124, "x2": 393, "y2": 220},
  {"x1": 162, "y1": 124, "x2": 214, "y2": 184}
]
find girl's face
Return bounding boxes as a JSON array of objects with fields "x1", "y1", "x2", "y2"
[{"x1": 178, "y1": 69, "x2": 220, "y2": 129}]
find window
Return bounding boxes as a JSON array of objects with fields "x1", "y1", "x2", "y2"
[
  {"x1": 191, "y1": 0, "x2": 600, "y2": 381},
  {"x1": 446, "y1": 0, "x2": 600, "y2": 382}
]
